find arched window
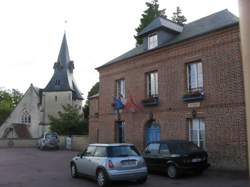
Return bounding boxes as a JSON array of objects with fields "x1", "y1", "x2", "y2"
[{"x1": 21, "y1": 110, "x2": 31, "y2": 124}]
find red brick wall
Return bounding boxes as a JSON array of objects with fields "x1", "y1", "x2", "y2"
[{"x1": 89, "y1": 25, "x2": 248, "y2": 171}]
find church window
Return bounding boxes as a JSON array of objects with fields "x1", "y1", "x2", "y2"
[
  {"x1": 21, "y1": 110, "x2": 31, "y2": 124},
  {"x1": 55, "y1": 96, "x2": 58, "y2": 102}
]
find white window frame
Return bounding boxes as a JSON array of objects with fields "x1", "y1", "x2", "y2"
[
  {"x1": 21, "y1": 110, "x2": 31, "y2": 124},
  {"x1": 116, "y1": 79, "x2": 125, "y2": 98},
  {"x1": 146, "y1": 71, "x2": 158, "y2": 97},
  {"x1": 187, "y1": 62, "x2": 203, "y2": 92},
  {"x1": 189, "y1": 118, "x2": 205, "y2": 149},
  {"x1": 148, "y1": 33, "x2": 158, "y2": 50}
]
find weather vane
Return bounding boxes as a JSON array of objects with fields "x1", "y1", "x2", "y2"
[{"x1": 64, "y1": 20, "x2": 68, "y2": 33}]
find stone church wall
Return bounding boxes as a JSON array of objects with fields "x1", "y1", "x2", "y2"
[
  {"x1": 43, "y1": 91, "x2": 74, "y2": 124},
  {"x1": 0, "y1": 85, "x2": 43, "y2": 138}
]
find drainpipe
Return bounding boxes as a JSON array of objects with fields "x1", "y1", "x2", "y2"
[{"x1": 239, "y1": 0, "x2": 250, "y2": 176}]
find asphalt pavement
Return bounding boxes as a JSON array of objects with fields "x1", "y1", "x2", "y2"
[{"x1": 0, "y1": 148, "x2": 249, "y2": 187}]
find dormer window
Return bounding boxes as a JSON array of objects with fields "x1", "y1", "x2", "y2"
[
  {"x1": 148, "y1": 33, "x2": 158, "y2": 49},
  {"x1": 55, "y1": 80, "x2": 60, "y2": 86}
]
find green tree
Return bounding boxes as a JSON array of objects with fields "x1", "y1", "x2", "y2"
[
  {"x1": 0, "y1": 88, "x2": 22, "y2": 125},
  {"x1": 49, "y1": 104, "x2": 88, "y2": 135},
  {"x1": 83, "y1": 82, "x2": 99, "y2": 119},
  {"x1": 171, "y1": 6, "x2": 187, "y2": 25},
  {"x1": 135, "y1": 0, "x2": 167, "y2": 45},
  {"x1": 11, "y1": 89, "x2": 23, "y2": 106}
]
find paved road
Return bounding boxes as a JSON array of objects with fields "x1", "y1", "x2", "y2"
[{"x1": 0, "y1": 148, "x2": 249, "y2": 187}]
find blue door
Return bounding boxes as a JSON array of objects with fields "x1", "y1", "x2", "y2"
[{"x1": 146, "y1": 127, "x2": 160, "y2": 145}]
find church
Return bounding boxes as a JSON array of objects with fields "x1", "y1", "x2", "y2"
[{"x1": 0, "y1": 34, "x2": 83, "y2": 138}]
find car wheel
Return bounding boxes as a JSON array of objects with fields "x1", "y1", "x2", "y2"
[
  {"x1": 136, "y1": 176, "x2": 147, "y2": 184},
  {"x1": 167, "y1": 165, "x2": 179, "y2": 179},
  {"x1": 71, "y1": 163, "x2": 78, "y2": 178},
  {"x1": 96, "y1": 169, "x2": 109, "y2": 187}
]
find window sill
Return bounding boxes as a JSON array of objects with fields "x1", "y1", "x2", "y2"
[
  {"x1": 142, "y1": 96, "x2": 159, "y2": 107},
  {"x1": 182, "y1": 91, "x2": 205, "y2": 102}
]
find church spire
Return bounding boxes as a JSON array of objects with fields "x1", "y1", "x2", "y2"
[
  {"x1": 57, "y1": 33, "x2": 70, "y2": 67},
  {"x1": 43, "y1": 33, "x2": 83, "y2": 100}
]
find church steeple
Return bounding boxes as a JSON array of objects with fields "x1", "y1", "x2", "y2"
[
  {"x1": 44, "y1": 34, "x2": 83, "y2": 100},
  {"x1": 57, "y1": 33, "x2": 70, "y2": 68}
]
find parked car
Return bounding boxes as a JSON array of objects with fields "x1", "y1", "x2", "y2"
[
  {"x1": 70, "y1": 143, "x2": 148, "y2": 187},
  {"x1": 38, "y1": 132, "x2": 60, "y2": 150},
  {"x1": 142, "y1": 140, "x2": 210, "y2": 178}
]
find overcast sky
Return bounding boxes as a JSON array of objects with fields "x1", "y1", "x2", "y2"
[{"x1": 0, "y1": 0, "x2": 239, "y2": 102}]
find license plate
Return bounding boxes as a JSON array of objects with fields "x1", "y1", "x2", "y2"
[
  {"x1": 122, "y1": 160, "x2": 136, "y2": 166},
  {"x1": 192, "y1": 158, "x2": 202, "y2": 163}
]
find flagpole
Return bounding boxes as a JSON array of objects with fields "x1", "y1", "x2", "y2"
[{"x1": 117, "y1": 109, "x2": 121, "y2": 121}]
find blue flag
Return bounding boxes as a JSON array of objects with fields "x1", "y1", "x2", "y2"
[{"x1": 114, "y1": 97, "x2": 124, "y2": 110}]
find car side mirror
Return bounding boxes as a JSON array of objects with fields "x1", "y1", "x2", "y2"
[
  {"x1": 77, "y1": 152, "x2": 85, "y2": 158},
  {"x1": 79, "y1": 149, "x2": 87, "y2": 158}
]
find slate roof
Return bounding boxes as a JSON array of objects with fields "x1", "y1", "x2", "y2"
[
  {"x1": 44, "y1": 34, "x2": 83, "y2": 100},
  {"x1": 97, "y1": 9, "x2": 239, "y2": 70},
  {"x1": 138, "y1": 16, "x2": 183, "y2": 36}
]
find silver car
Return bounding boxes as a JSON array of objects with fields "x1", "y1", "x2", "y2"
[
  {"x1": 70, "y1": 143, "x2": 148, "y2": 187},
  {"x1": 38, "y1": 132, "x2": 60, "y2": 150}
]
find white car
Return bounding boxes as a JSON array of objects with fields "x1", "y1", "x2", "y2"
[
  {"x1": 38, "y1": 132, "x2": 60, "y2": 150},
  {"x1": 70, "y1": 143, "x2": 148, "y2": 187}
]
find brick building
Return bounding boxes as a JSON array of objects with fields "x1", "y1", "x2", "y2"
[{"x1": 89, "y1": 10, "x2": 248, "y2": 171}]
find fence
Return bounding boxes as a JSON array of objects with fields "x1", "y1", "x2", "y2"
[{"x1": 0, "y1": 135, "x2": 88, "y2": 151}]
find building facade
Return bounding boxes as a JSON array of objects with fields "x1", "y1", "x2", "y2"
[
  {"x1": 89, "y1": 10, "x2": 248, "y2": 171},
  {"x1": 0, "y1": 34, "x2": 83, "y2": 138}
]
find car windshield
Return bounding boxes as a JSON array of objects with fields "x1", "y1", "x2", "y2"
[
  {"x1": 168, "y1": 142, "x2": 201, "y2": 154},
  {"x1": 107, "y1": 145, "x2": 140, "y2": 157},
  {"x1": 46, "y1": 133, "x2": 58, "y2": 139}
]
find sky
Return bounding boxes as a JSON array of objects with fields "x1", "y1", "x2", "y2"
[{"x1": 0, "y1": 0, "x2": 239, "y2": 102}]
